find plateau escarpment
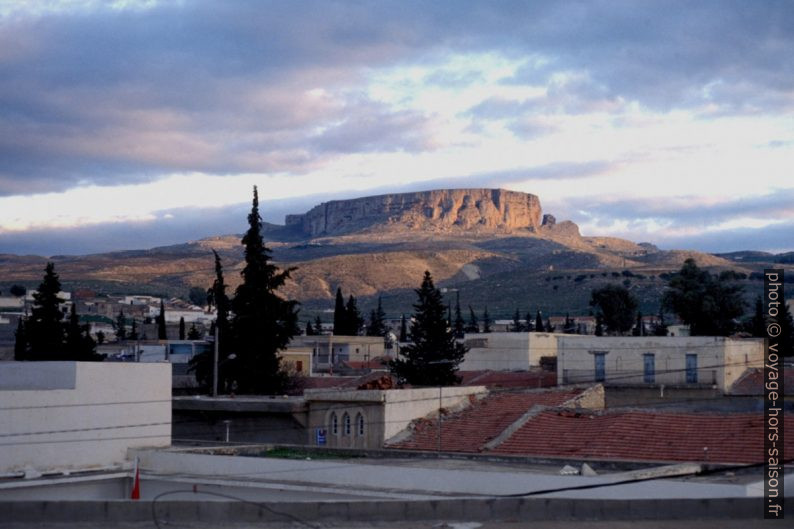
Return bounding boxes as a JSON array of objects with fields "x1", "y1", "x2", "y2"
[{"x1": 285, "y1": 188, "x2": 543, "y2": 237}]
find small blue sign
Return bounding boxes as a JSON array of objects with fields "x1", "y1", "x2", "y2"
[{"x1": 316, "y1": 428, "x2": 327, "y2": 446}]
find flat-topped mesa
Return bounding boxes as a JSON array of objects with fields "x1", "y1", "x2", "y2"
[{"x1": 285, "y1": 188, "x2": 543, "y2": 237}]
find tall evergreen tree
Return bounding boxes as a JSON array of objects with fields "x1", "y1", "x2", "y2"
[
  {"x1": 179, "y1": 317, "x2": 186, "y2": 340},
  {"x1": 453, "y1": 292, "x2": 465, "y2": 339},
  {"x1": 595, "y1": 312, "x2": 604, "y2": 336},
  {"x1": 466, "y1": 306, "x2": 479, "y2": 333},
  {"x1": 652, "y1": 307, "x2": 668, "y2": 336},
  {"x1": 305, "y1": 320, "x2": 315, "y2": 336},
  {"x1": 633, "y1": 311, "x2": 644, "y2": 336},
  {"x1": 26, "y1": 262, "x2": 65, "y2": 359},
  {"x1": 115, "y1": 310, "x2": 127, "y2": 341},
  {"x1": 482, "y1": 306, "x2": 492, "y2": 333},
  {"x1": 157, "y1": 299, "x2": 167, "y2": 340},
  {"x1": 366, "y1": 296, "x2": 387, "y2": 337},
  {"x1": 187, "y1": 324, "x2": 201, "y2": 340},
  {"x1": 230, "y1": 186, "x2": 300, "y2": 394},
  {"x1": 525, "y1": 311, "x2": 533, "y2": 331},
  {"x1": 563, "y1": 313, "x2": 577, "y2": 334},
  {"x1": 14, "y1": 318, "x2": 27, "y2": 360},
  {"x1": 746, "y1": 296, "x2": 767, "y2": 337},
  {"x1": 128, "y1": 319, "x2": 139, "y2": 341},
  {"x1": 511, "y1": 308, "x2": 523, "y2": 332},
  {"x1": 333, "y1": 287, "x2": 346, "y2": 335},
  {"x1": 389, "y1": 271, "x2": 468, "y2": 386},
  {"x1": 399, "y1": 314, "x2": 408, "y2": 342},
  {"x1": 535, "y1": 310, "x2": 545, "y2": 332},
  {"x1": 313, "y1": 316, "x2": 324, "y2": 335},
  {"x1": 345, "y1": 295, "x2": 363, "y2": 336}
]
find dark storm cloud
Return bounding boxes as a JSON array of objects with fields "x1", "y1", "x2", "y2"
[{"x1": 1, "y1": 0, "x2": 792, "y2": 195}]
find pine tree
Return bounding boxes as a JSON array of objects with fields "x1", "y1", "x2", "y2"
[
  {"x1": 399, "y1": 314, "x2": 407, "y2": 342},
  {"x1": 187, "y1": 324, "x2": 201, "y2": 340},
  {"x1": 525, "y1": 311, "x2": 533, "y2": 331},
  {"x1": 366, "y1": 296, "x2": 387, "y2": 337},
  {"x1": 230, "y1": 186, "x2": 300, "y2": 394},
  {"x1": 511, "y1": 308, "x2": 523, "y2": 332},
  {"x1": 482, "y1": 306, "x2": 492, "y2": 333},
  {"x1": 14, "y1": 318, "x2": 27, "y2": 360},
  {"x1": 453, "y1": 292, "x2": 465, "y2": 339},
  {"x1": 64, "y1": 304, "x2": 83, "y2": 357},
  {"x1": 26, "y1": 262, "x2": 65, "y2": 359},
  {"x1": 333, "y1": 287, "x2": 346, "y2": 335},
  {"x1": 466, "y1": 306, "x2": 479, "y2": 333},
  {"x1": 179, "y1": 317, "x2": 186, "y2": 340},
  {"x1": 535, "y1": 310, "x2": 545, "y2": 332},
  {"x1": 389, "y1": 271, "x2": 468, "y2": 386},
  {"x1": 115, "y1": 310, "x2": 127, "y2": 341},
  {"x1": 345, "y1": 295, "x2": 363, "y2": 336},
  {"x1": 128, "y1": 319, "x2": 139, "y2": 341},
  {"x1": 305, "y1": 320, "x2": 315, "y2": 336},
  {"x1": 157, "y1": 299, "x2": 167, "y2": 340}
]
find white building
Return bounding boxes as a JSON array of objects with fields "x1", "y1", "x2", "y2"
[{"x1": 459, "y1": 332, "x2": 559, "y2": 371}]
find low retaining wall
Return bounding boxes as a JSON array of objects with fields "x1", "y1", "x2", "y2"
[{"x1": 2, "y1": 497, "x2": 789, "y2": 524}]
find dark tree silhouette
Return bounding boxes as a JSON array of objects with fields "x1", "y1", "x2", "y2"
[
  {"x1": 466, "y1": 306, "x2": 479, "y2": 333},
  {"x1": 230, "y1": 186, "x2": 300, "y2": 394},
  {"x1": 453, "y1": 292, "x2": 465, "y2": 339},
  {"x1": 482, "y1": 306, "x2": 492, "y2": 333},
  {"x1": 511, "y1": 308, "x2": 523, "y2": 332},
  {"x1": 179, "y1": 317, "x2": 186, "y2": 340},
  {"x1": 366, "y1": 296, "x2": 387, "y2": 337},
  {"x1": 389, "y1": 271, "x2": 468, "y2": 386},
  {"x1": 399, "y1": 314, "x2": 407, "y2": 342},
  {"x1": 535, "y1": 310, "x2": 544, "y2": 333},
  {"x1": 590, "y1": 284, "x2": 638, "y2": 335},
  {"x1": 333, "y1": 287, "x2": 346, "y2": 335},
  {"x1": 157, "y1": 299, "x2": 167, "y2": 340},
  {"x1": 26, "y1": 263, "x2": 65, "y2": 359},
  {"x1": 115, "y1": 310, "x2": 127, "y2": 342},
  {"x1": 13, "y1": 318, "x2": 27, "y2": 360}
]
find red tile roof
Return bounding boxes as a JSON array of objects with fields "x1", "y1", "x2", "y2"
[
  {"x1": 492, "y1": 410, "x2": 794, "y2": 464},
  {"x1": 389, "y1": 388, "x2": 586, "y2": 453},
  {"x1": 458, "y1": 370, "x2": 556, "y2": 389},
  {"x1": 730, "y1": 367, "x2": 794, "y2": 395}
]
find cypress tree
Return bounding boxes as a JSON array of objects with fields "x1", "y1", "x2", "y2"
[
  {"x1": 230, "y1": 186, "x2": 300, "y2": 394},
  {"x1": 157, "y1": 299, "x2": 167, "y2": 340},
  {"x1": 26, "y1": 262, "x2": 65, "y2": 359},
  {"x1": 14, "y1": 318, "x2": 27, "y2": 360},
  {"x1": 305, "y1": 320, "x2": 315, "y2": 336},
  {"x1": 115, "y1": 310, "x2": 127, "y2": 341},
  {"x1": 466, "y1": 306, "x2": 479, "y2": 333},
  {"x1": 179, "y1": 317, "x2": 186, "y2": 340},
  {"x1": 333, "y1": 287, "x2": 346, "y2": 335},
  {"x1": 453, "y1": 292, "x2": 465, "y2": 339},
  {"x1": 129, "y1": 319, "x2": 139, "y2": 341},
  {"x1": 345, "y1": 295, "x2": 363, "y2": 336},
  {"x1": 366, "y1": 296, "x2": 387, "y2": 337},
  {"x1": 525, "y1": 311, "x2": 533, "y2": 331},
  {"x1": 535, "y1": 310, "x2": 545, "y2": 332},
  {"x1": 399, "y1": 314, "x2": 407, "y2": 342},
  {"x1": 482, "y1": 306, "x2": 492, "y2": 333},
  {"x1": 314, "y1": 316, "x2": 324, "y2": 335},
  {"x1": 511, "y1": 308, "x2": 523, "y2": 332},
  {"x1": 389, "y1": 271, "x2": 468, "y2": 386}
]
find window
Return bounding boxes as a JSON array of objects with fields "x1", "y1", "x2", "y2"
[
  {"x1": 330, "y1": 413, "x2": 338, "y2": 436},
  {"x1": 594, "y1": 353, "x2": 606, "y2": 382},
  {"x1": 686, "y1": 354, "x2": 697, "y2": 383},
  {"x1": 296, "y1": 360, "x2": 303, "y2": 373},
  {"x1": 643, "y1": 354, "x2": 655, "y2": 383},
  {"x1": 343, "y1": 413, "x2": 351, "y2": 435},
  {"x1": 356, "y1": 413, "x2": 365, "y2": 436}
]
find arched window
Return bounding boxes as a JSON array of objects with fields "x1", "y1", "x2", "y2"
[
  {"x1": 343, "y1": 413, "x2": 351, "y2": 436},
  {"x1": 356, "y1": 413, "x2": 365, "y2": 436},
  {"x1": 330, "y1": 412, "x2": 338, "y2": 436}
]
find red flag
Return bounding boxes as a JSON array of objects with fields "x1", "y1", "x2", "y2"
[{"x1": 130, "y1": 459, "x2": 140, "y2": 500}]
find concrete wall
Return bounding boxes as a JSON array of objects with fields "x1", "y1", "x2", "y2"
[
  {"x1": 459, "y1": 332, "x2": 559, "y2": 371},
  {"x1": 556, "y1": 336, "x2": 764, "y2": 391},
  {"x1": 0, "y1": 362, "x2": 171, "y2": 474},
  {"x1": 305, "y1": 386, "x2": 487, "y2": 449}
]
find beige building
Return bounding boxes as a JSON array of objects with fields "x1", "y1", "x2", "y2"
[
  {"x1": 278, "y1": 347, "x2": 313, "y2": 376},
  {"x1": 304, "y1": 386, "x2": 486, "y2": 449},
  {"x1": 459, "y1": 332, "x2": 559, "y2": 371},
  {"x1": 556, "y1": 335, "x2": 764, "y2": 392},
  {"x1": 290, "y1": 335, "x2": 386, "y2": 371}
]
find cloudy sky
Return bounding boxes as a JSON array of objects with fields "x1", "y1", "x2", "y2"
[{"x1": 0, "y1": 0, "x2": 792, "y2": 255}]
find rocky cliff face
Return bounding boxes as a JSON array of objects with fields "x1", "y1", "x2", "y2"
[{"x1": 285, "y1": 188, "x2": 543, "y2": 237}]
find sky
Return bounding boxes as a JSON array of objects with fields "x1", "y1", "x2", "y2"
[{"x1": 0, "y1": 0, "x2": 792, "y2": 256}]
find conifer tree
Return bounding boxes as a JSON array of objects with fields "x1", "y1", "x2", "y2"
[
  {"x1": 14, "y1": 318, "x2": 27, "y2": 360},
  {"x1": 179, "y1": 317, "x2": 186, "y2": 340},
  {"x1": 230, "y1": 186, "x2": 300, "y2": 394},
  {"x1": 453, "y1": 292, "x2": 465, "y2": 339},
  {"x1": 399, "y1": 314, "x2": 407, "y2": 342},
  {"x1": 187, "y1": 324, "x2": 201, "y2": 340},
  {"x1": 366, "y1": 296, "x2": 387, "y2": 337},
  {"x1": 129, "y1": 319, "x2": 139, "y2": 341},
  {"x1": 466, "y1": 306, "x2": 479, "y2": 333},
  {"x1": 482, "y1": 306, "x2": 492, "y2": 333},
  {"x1": 525, "y1": 311, "x2": 533, "y2": 331},
  {"x1": 115, "y1": 310, "x2": 127, "y2": 341},
  {"x1": 633, "y1": 311, "x2": 644, "y2": 336},
  {"x1": 535, "y1": 310, "x2": 545, "y2": 332},
  {"x1": 389, "y1": 271, "x2": 468, "y2": 386},
  {"x1": 157, "y1": 299, "x2": 167, "y2": 340},
  {"x1": 746, "y1": 296, "x2": 766, "y2": 337},
  {"x1": 26, "y1": 262, "x2": 65, "y2": 359},
  {"x1": 511, "y1": 308, "x2": 523, "y2": 332},
  {"x1": 345, "y1": 295, "x2": 363, "y2": 336},
  {"x1": 314, "y1": 316, "x2": 324, "y2": 335},
  {"x1": 333, "y1": 287, "x2": 346, "y2": 335},
  {"x1": 305, "y1": 320, "x2": 315, "y2": 336}
]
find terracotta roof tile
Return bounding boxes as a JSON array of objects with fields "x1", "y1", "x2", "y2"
[
  {"x1": 458, "y1": 370, "x2": 556, "y2": 389},
  {"x1": 389, "y1": 388, "x2": 585, "y2": 453},
  {"x1": 492, "y1": 410, "x2": 794, "y2": 464},
  {"x1": 730, "y1": 367, "x2": 794, "y2": 395}
]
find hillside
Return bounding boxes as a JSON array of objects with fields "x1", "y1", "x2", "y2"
[{"x1": 1, "y1": 188, "x2": 789, "y2": 319}]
